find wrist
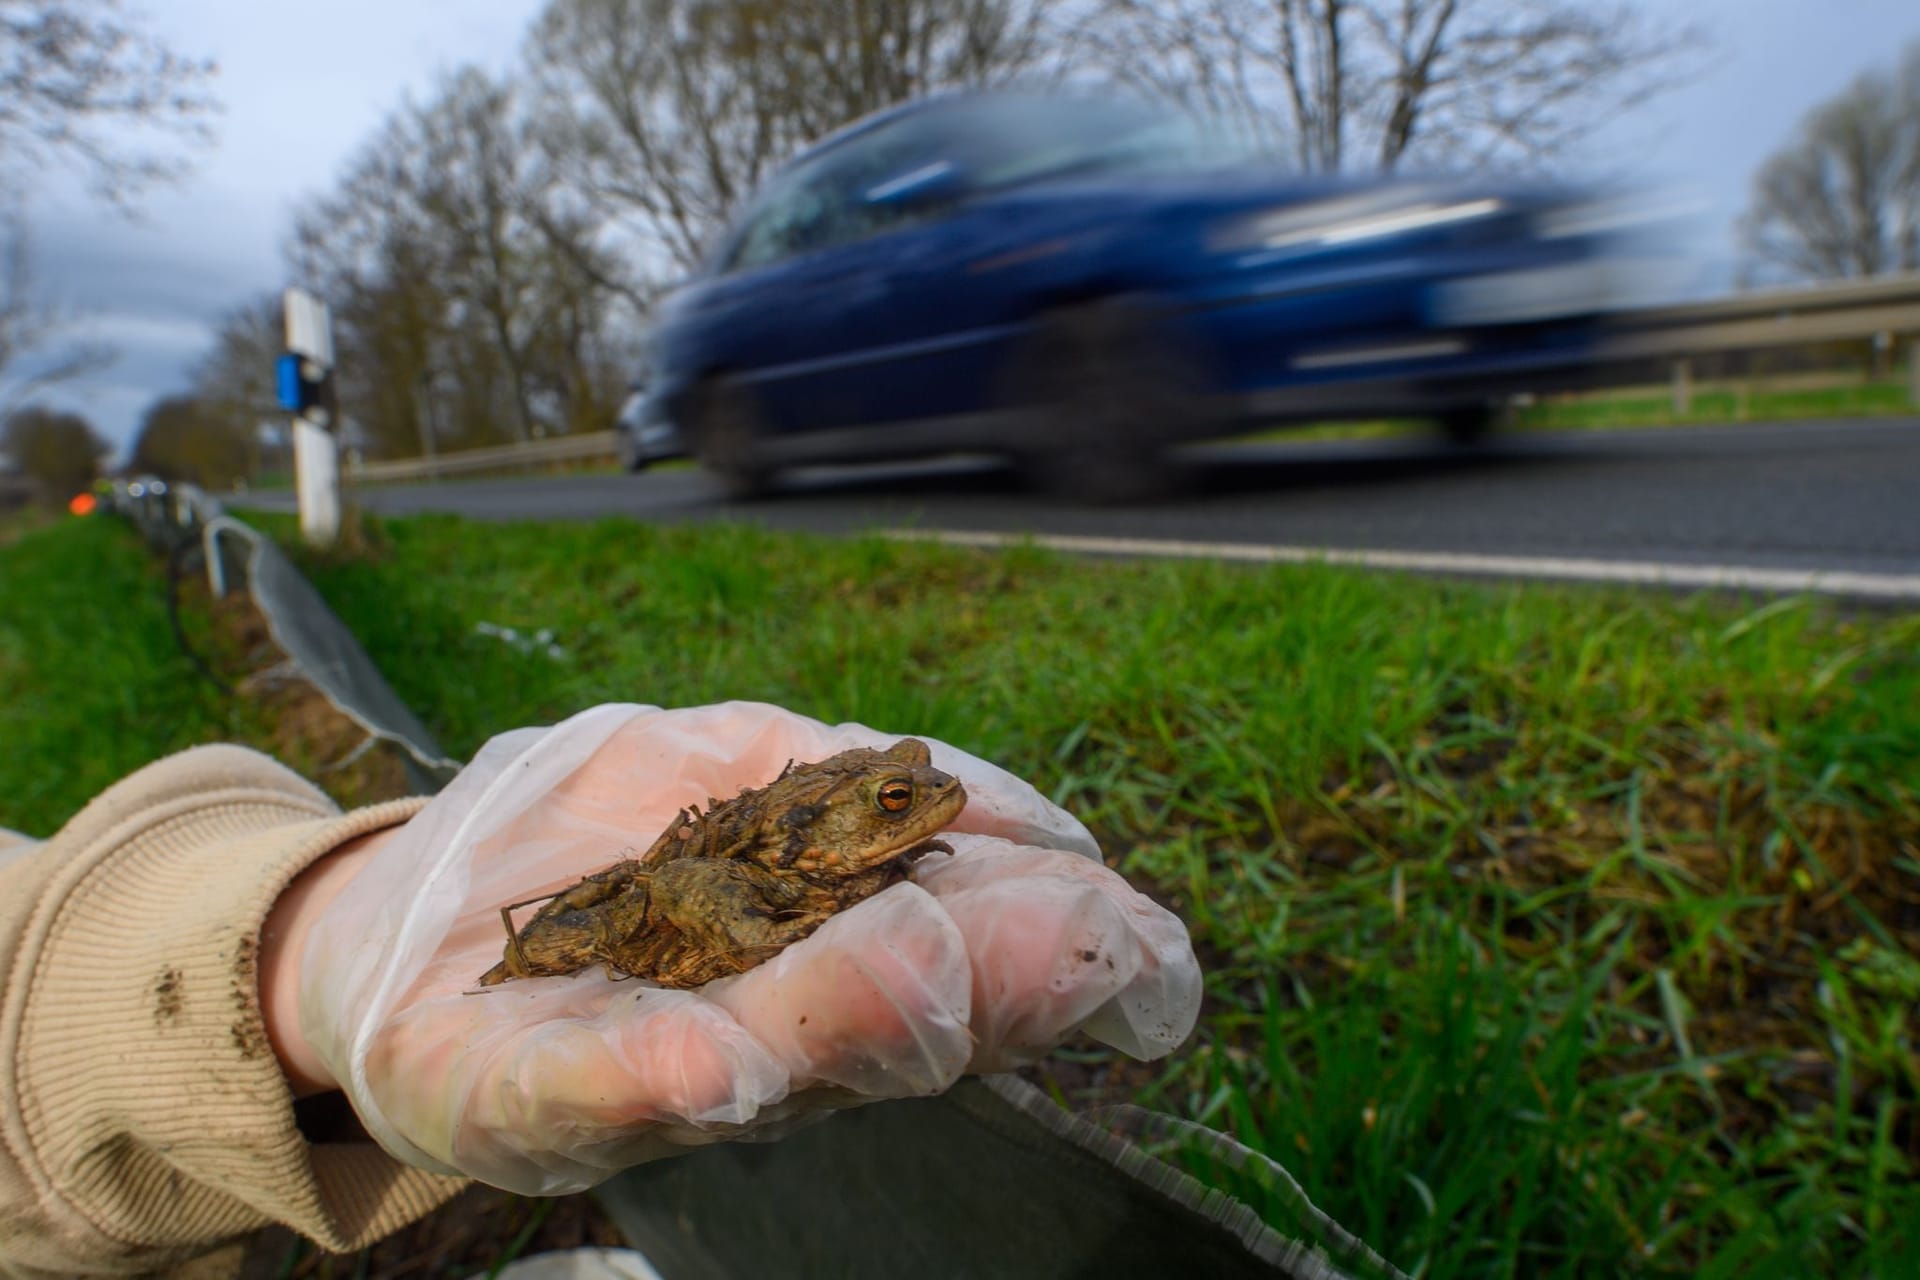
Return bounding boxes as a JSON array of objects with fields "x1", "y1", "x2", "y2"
[{"x1": 259, "y1": 828, "x2": 390, "y2": 1097}]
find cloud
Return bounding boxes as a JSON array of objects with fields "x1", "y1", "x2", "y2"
[
  {"x1": 8, "y1": 0, "x2": 547, "y2": 452},
  {"x1": 9, "y1": 329, "x2": 205, "y2": 461},
  {"x1": 29, "y1": 188, "x2": 277, "y2": 316},
  {"x1": 8, "y1": 192, "x2": 270, "y2": 453}
]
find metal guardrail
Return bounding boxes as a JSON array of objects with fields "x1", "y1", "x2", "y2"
[
  {"x1": 108, "y1": 477, "x2": 462, "y2": 788},
  {"x1": 1593, "y1": 272, "x2": 1920, "y2": 415},
  {"x1": 1614, "y1": 272, "x2": 1920, "y2": 326},
  {"x1": 1599, "y1": 272, "x2": 1920, "y2": 361},
  {"x1": 345, "y1": 430, "x2": 619, "y2": 484},
  {"x1": 340, "y1": 275, "x2": 1920, "y2": 486}
]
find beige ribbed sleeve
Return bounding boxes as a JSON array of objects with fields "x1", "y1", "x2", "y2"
[{"x1": 0, "y1": 745, "x2": 468, "y2": 1278}]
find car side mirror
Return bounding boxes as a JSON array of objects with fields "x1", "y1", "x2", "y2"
[{"x1": 863, "y1": 159, "x2": 967, "y2": 210}]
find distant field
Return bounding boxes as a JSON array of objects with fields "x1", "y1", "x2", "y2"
[
  {"x1": 1255, "y1": 371, "x2": 1915, "y2": 444},
  {"x1": 1515, "y1": 373, "x2": 1916, "y2": 431},
  {"x1": 230, "y1": 507, "x2": 1920, "y2": 1278}
]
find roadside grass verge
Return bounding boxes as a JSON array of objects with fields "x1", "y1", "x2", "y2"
[
  {"x1": 0, "y1": 505, "x2": 59, "y2": 546},
  {"x1": 1515, "y1": 377, "x2": 1915, "y2": 432},
  {"x1": 0, "y1": 515, "x2": 421, "y2": 837},
  {"x1": 248, "y1": 508, "x2": 1920, "y2": 1277},
  {"x1": 1245, "y1": 376, "x2": 1914, "y2": 444},
  {"x1": 0, "y1": 515, "x2": 272, "y2": 835}
]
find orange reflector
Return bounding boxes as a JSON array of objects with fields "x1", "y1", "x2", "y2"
[{"x1": 68, "y1": 493, "x2": 97, "y2": 516}]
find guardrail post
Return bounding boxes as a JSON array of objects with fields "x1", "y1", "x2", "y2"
[
  {"x1": 411, "y1": 373, "x2": 442, "y2": 484},
  {"x1": 1671, "y1": 359, "x2": 1693, "y2": 417}
]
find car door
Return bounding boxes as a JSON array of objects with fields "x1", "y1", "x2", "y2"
[
  {"x1": 822, "y1": 128, "x2": 1081, "y2": 429},
  {"x1": 678, "y1": 155, "x2": 895, "y2": 434},
  {"x1": 701, "y1": 117, "x2": 1001, "y2": 435},
  {"x1": 849, "y1": 191, "x2": 1047, "y2": 427}
]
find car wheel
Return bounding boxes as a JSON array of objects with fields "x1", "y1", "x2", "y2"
[
  {"x1": 1006, "y1": 300, "x2": 1198, "y2": 504},
  {"x1": 690, "y1": 377, "x2": 774, "y2": 499},
  {"x1": 1437, "y1": 404, "x2": 1498, "y2": 447},
  {"x1": 616, "y1": 427, "x2": 650, "y2": 474}
]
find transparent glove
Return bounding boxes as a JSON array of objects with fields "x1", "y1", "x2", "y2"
[{"x1": 294, "y1": 702, "x2": 1201, "y2": 1195}]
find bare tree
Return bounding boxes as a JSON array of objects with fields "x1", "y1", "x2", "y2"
[
  {"x1": 288, "y1": 127, "x2": 450, "y2": 458},
  {"x1": 0, "y1": 402, "x2": 105, "y2": 496},
  {"x1": 1082, "y1": 0, "x2": 1704, "y2": 173},
  {"x1": 182, "y1": 291, "x2": 284, "y2": 479},
  {"x1": 1740, "y1": 42, "x2": 1920, "y2": 282},
  {"x1": 288, "y1": 67, "x2": 628, "y2": 458},
  {"x1": 127, "y1": 393, "x2": 249, "y2": 489},
  {"x1": 189, "y1": 292, "x2": 282, "y2": 430},
  {"x1": 0, "y1": 1, "x2": 217, "y2": 398},
  {"x1": 0, "y1": 0, "x2": 217, "y2": 200},
  {"x1": 526, "y1": 0, "x2": 1063, "y2": 281},
  {"x1": 415, "y1": 69, "x2": 562, "y2": 445},
  {"x1": 749, "y1": 0, "x2": 1064, "y2": 143}
]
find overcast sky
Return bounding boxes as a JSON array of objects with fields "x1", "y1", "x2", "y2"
[{"x1": 12, "y1": 0, "x2": 1920, "y2": 456}]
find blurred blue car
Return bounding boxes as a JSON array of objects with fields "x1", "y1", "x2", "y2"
[{"x1": 626, "y1": 93, "x2": 1648, "y2": 499}]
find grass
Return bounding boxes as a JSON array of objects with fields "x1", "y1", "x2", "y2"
[
  {"x1": 232, "y1": 508, "x2": 1920, "y2": 1277},
  {"x1": 10, "y1": 509, "x2": 1918, "y2": 1274},
  {"x1": 1513, "y1": 375, "x2": 1916, "y2": 433},
  {"x1": 0, "y1": 514, "x2": 281, "y2": 836},
  {"x1": 1244, "y1": 373, "x2": 1915, "y2": 444},
  {"x1": 0, "y1": 513, "x2": 424, "y2": 838},
  {"x1": 0, "y1": 504, "x2": 58, "y2": 546}
]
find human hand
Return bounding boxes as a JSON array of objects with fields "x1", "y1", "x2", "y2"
[{"x1": 275, "y1": 702, "x2": 1202, "y2": 1195}]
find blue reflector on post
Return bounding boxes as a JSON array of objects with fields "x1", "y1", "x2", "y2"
[{"x1": 276, "y1": 353, "x2": 302, "y2": 411}]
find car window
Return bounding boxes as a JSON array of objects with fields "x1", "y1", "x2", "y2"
[
  {"x1": 723, "y1": 118, "x2": 948, "y2": 273},
  {"x1": 727, "y1": 162, "x2": 835, "y2": 271}
]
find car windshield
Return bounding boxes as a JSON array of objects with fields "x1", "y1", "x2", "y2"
[{"x1": 937, "y1": 95, "x2": 1241, "y2": 190}]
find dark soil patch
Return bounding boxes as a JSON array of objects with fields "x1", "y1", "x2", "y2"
[{"x1": 235, "y1": 1188, "x2": 626, "y2": 1279}]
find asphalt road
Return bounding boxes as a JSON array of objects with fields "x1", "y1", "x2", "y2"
[{"x1": 240, "y1": 419, "x2": 1920, "y2": 593}]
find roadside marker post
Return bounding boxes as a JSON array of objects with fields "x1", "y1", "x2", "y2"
[
  {"x1": 1670, "y1": 358, "x2": 1692, "y2": 417},
  {"x1": 282, "y1": 288, "x2": 340, "y2": 546},
  {"x1": 291, "y1": 421, "x2": 339, "y2": 545}
]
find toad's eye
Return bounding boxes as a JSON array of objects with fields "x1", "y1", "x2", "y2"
[{"x1": 877, "y1": 779, "x2": 914, "y2": 813}]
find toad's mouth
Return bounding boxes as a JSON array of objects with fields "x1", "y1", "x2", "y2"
[{"x1": 843, "y1": 833, "x2": 954, "y2": 876}]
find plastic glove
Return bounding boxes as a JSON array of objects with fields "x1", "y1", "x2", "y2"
[{"x1": 292, "y1": 702, "x2": 1201, "y2": 1195}]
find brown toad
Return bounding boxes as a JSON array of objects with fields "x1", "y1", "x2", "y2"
[{"x1": 476, "y1": 738, "x2": 966, "y2": 990}]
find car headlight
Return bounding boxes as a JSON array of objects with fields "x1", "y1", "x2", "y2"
[{"x1": 1213, "y1": 194, "x2": 1504, "y2": 255}]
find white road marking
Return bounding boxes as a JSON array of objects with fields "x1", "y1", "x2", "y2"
[{"x1": 882, "y1": 529, "x2": 1920, "y2": 601}]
